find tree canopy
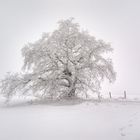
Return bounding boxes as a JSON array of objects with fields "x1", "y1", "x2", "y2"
[{"x1": 0, "y1": 18, "x2": 116, "y2": 100}]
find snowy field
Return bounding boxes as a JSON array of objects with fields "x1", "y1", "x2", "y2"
[{"x1": 0, "y1": 98, "x2": 140, "y2": 140}]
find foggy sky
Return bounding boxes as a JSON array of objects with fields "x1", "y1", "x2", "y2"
[{"x1": 0, "y1": 0, "x2": 140, "y2": 96}]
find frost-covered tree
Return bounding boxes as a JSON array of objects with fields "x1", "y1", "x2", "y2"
[{"x1": 0, "y1": 18, "x2": 116, "y2": 100}]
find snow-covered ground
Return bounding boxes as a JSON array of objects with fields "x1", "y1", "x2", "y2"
[{"x1": 0, "y1": 98, "x2": 140, "y2": 140}]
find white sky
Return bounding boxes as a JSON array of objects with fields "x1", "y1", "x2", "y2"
[{"x1": 0, "y1": 0, "x2": 140, "y2": 96}]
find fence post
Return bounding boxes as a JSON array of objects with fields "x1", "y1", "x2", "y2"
[
  {"x1": 98, "y1": 92, "x2": 101, "y2": 101},
  {"x1": 109, "y1": 92, "x2": 112, "y2": 99},
  {"x1": 124, "y1": 90, "x2": 126, "y2": 99}
]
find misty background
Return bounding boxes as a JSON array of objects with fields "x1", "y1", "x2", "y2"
[{"x1": 0, "y1": 0, "x2": 140, "y2": 96}]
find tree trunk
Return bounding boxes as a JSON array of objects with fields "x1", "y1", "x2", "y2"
[
  {"x1": 60, "y1": 74, "x2": 77, "y2": 98},
  {"x1": 67, "y1": 77, "x2": 77, "y2": 98},
  {"x1": 68, "y1": 87, "x2": 76, "y2": 97}
]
